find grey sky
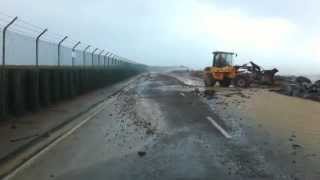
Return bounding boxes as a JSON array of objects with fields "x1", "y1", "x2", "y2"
[{"x1": 2, "y1": 0, "x2": 320, "y2": 74}]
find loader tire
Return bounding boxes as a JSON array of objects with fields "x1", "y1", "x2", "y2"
[
  {"x1": 234, "y1": 76, "x2": 249, "y2": 88},
  {"x1": 204, "y1": 74, "x2": 215, "y2": 87},
  {"x1": 220, "y1": 78, "x2": 231, "y2": 87}
]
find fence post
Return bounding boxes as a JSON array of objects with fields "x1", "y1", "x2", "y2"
[
  {"x1": 2, "y1": 17, "x2": 18, "y2": 66},
  {"x1": 109, "y1": 54, "x2": 112, "y2": 66},
  {"x1": 1, "y1": 17, "x2": 17, "y2": 119},
  {"x1": 118, "y1": 57, "x2": 121, "y2": 65},
  {"x1": 72, "y1": 41, "x2": 81, "y2": 66},
  {"x1": 104, "y1": 52, "x2": 110, "y2": 68},
  {"x1": 91, "y1": 48, "x2": 98, "y2": 66},
  {"x1": 57, "y1": 36, "x2": 68, "y2": 66},
  {"x1": 83, "y1": 45, "x2": 91, "y2": 66},
  {"x1": 111, "y1": 55, "x2": 115, "y2": 65},
  {"x1": 36, "y1": 29, "x2": 48, "y2": 66},
  {"x1": 27, "y1": 28, "x2": 48, "y2": 112},
  {"x1": 98, "y1": 50, "x2": 105, "y2": 67},
  {"x1": 116, "y1": 56, "x2": 119, "y2": 65},
  {"x1": 107, "y1": 53, "x2": 112, "y2": 68}
]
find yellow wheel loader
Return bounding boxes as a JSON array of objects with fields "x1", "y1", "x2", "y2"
[
  {"x1": 203, "y1": 51, "x2": 249, "y2": 88},
  {"x1": 203, "y1": 51, "x2": 278, "y2": 88}
]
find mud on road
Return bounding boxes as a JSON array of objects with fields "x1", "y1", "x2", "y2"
[
  {"x1": 175, "y1": 71, "x2": 320, "y2": 180},
  {"x1": 9, "y1": 72, "x2": 313, "y2": 180}
]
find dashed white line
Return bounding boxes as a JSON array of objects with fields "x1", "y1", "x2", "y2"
[{"x1": 206, "y1": 116, "x2": 232, "y2": 139}]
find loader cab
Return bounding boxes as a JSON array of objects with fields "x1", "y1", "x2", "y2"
[{"x1": 212, "y1": 51, "x2": 235, "y2": 67}]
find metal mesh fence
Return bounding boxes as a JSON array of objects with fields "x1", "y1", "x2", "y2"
[
  {"x1": 0, "y1": 12, "x2": 147, "y2": 119},
  {"x1": 0, "y1": 12, "x2": 134, "y2": 67}
]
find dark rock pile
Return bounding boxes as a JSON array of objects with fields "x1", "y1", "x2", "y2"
[{"x1": 278, "y1": 76, "x2": 320, "y2": 101}]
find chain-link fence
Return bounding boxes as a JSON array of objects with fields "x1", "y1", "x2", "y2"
[
  {"x1": 0, "y1": 12, "x2": 134, "y2": 67},
  {"x1": 0, "y1": 12, "x2": 146, "y2": 119}
]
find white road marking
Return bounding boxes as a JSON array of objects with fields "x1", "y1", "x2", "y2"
[
  {"x1": 3, "y1": 102, "x2": 107, "y2": 180},
  {"x1": 206, "y1": 116, "x2": 232, "y2": 139}
]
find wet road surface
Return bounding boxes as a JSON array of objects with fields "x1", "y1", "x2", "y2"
[{"x1": 8, "y1": 73, "x2": 297, "y2": 180}]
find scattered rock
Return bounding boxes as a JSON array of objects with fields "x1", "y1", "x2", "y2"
[
  {"x1": 278, "y1": 76, "x2": 320, "y2": 102},
  {"x1": 109, "y1": 113, "x2": 113, "y2": 116},
  {"x1": 304, "y1": 153, "x2": 317, "y2": 158},
  {"x1": 138, "y1": 151, "x2": 146, "y2": 157},
  {"x1": 292, "y1": 144, "x2": 303, "y2": 149},
  {"x1": 105, "y1": 132, "x2": 109, "y2": 137},
  {"x1": 43, "y1": 132, "x2": 50, "y2": 138},
  {"x1": 263, "y1": 142, "x2": 268, "y2": 145},
  {"x1": 146, "y1": 129, "x2": 154, "y2": 135},
  {"x1": 194, "y1": 88, "x2": 200, "y2": 94},
  {"x1": 204, "y1": 89, "x2": 215, "y2": 99}
]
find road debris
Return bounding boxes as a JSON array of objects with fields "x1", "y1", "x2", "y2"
[
  {"x1": 276, "y1": 76, "x2": 320, "y2": 102},
  {"x1": 194, "y1": 88, "x2": 200, "y2": 95},
  {"x1": 10, "y1": 124, "x2": 17, "y2": 129},
  {"x1": 204, "y1": 89, "x2": 216, "y2": 99},
  {"x1": 137, "y1": 151, "x2": 146, "y2": 157},
  {"x1": 146, "y1": 129, "x2": 155, "y2": 135},
  {"x1": 292, "y1": 144, "x2": 303, "y2": 149}
]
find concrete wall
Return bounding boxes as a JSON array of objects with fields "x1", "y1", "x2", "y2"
[
  {"x1": 0, "y1": 65, "x2": 146, "y2": 119},
  {"x1": 0, "y1": 29, "x2": 147, "y2": 120}
]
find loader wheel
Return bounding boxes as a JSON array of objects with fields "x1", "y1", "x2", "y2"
[
  {"x1": 234, "y1": 76, "x2": 249, "y2": 88},
  {"x1": 204, "y1": 74, "x2": 216, "y2": 87},
  {"x1": 220, "y1": 78, "x2": 231, "y2": 87}
]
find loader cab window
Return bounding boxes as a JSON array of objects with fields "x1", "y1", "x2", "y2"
[{"x1": 213, "y1": 53, "x2": 234, "y2": 67}]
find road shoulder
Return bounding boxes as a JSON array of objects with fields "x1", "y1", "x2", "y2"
[{"x1": 0, "y1": 75, "x2": 142, "y2": 178}]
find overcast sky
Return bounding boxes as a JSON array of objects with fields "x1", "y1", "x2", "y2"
[{"x1": 2, "y1": 0, "x2": 320, "y2": 74}]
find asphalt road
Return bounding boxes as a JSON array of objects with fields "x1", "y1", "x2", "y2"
[{"x1": 8, "y1": 73, "x2": 296, "y2": 180}]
